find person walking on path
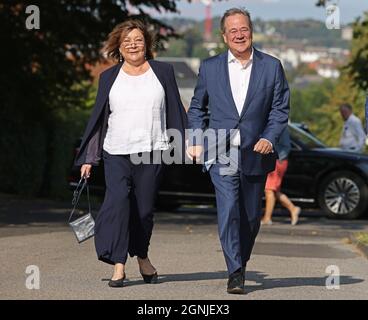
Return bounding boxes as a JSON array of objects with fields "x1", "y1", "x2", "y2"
[
  {"x1": 261, "y1": 127, "x2": 301, "y2": 226},
  {"x1": 74, "y1": 19, "x2": 187, "y2": 288}
]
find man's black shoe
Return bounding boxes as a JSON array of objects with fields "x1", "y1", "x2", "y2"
[{"x1": 227, "y1": 269, "x2": 245, "y2": 294}]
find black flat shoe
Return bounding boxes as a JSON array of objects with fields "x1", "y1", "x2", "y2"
[
  {"x1": 108, "y1": 273, "x2": 126, "y2": 288},
  {"x1": 140, "y1": 271, "x2": 158, "y2": 284}
]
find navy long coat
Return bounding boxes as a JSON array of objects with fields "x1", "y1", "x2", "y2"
[{"x1": 74, "y1": 60, "x2": 188, "y2": 167}]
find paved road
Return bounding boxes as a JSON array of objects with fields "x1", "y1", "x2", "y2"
[{"x1": 0, "y1": 194, "x2": 367, "y2": 300}]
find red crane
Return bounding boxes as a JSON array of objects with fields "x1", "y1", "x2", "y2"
[
  {"x1": 193, "y1": 0, "x2": 212, "y2": 41},
  {"x1": 203, "y1": 0, "x2": 213, "y2": 41}
]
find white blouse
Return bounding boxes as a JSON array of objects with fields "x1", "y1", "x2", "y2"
[{"x1": 103, "y1": 67, "x2": 170, "y2": 155}]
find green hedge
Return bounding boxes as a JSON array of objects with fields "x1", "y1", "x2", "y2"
[{"x1": 0, "y1": 105, "x2": 90, "y2": 199}]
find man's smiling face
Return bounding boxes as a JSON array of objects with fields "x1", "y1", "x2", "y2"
[{"x1": 222, "y1": 13, "x2": 253, "y2": 56}]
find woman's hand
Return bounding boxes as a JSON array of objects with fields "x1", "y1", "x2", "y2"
[{"x1": 80, "y1": 164, "x2": 92, "y2": 178}]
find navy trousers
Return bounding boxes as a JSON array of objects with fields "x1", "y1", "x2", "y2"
[
  {"x1": 209, "y1": 155, "x2": 266, "y2": 275},
  {"x1": 94, "y1": 150, "x2": 163, "y2": 265}
]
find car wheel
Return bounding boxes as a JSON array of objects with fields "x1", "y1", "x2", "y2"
[{"x1": 318, "y1": 171, "x2": 368, "y2": 219}]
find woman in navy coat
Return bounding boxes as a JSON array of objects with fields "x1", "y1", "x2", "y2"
[{"x1": 74, "y1": 19, "x2": 187, "y2": 287}]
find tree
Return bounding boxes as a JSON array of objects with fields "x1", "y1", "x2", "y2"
[
  {"x1": 292, "y1": 0, "x2": 368, "y2": 148},
  {"x1": 315, "y1": 0, "x2": 368, "y2": 92},
  {"x1": 184, "y1": 27, "x2": 204, "y2": 57},
  {"x1": 310, "y1": 72, "x2": 366, "y2": 147},
  {"x1": 159, "y1": 25, "x2": 210, "y2": 59},
  {"x1": 290, "y1": 79, "x2": 335, "y2": 131},
  {"x1": 315, "y1": 0, "x2": 327, "y2": 6},
  {"x1": 345, "y1": 12, "x2": 368, "y2": 92}
]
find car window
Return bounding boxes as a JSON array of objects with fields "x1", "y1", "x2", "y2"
[{"x1": 289, "y1": 124, "x2": 326, "y2": 149}]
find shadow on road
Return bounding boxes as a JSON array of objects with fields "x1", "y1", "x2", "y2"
[
  {"x1": 245, "y1": 271, "x2": 363, "y2": 293},
  {"x1": 0, "y1": 192, "x2": 367, "y2": 234},
  {"x1": 100, "y1": 270, "x2": 363, "y2": 292}
]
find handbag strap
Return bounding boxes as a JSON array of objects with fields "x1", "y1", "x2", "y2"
[{"x1": 68, "y1": 177, "x2": 91, "y2": 222}]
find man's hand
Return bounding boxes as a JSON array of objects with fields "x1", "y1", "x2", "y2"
[
  {"x1": 253, "y1": 138, "x2": 273, "y2": 154},
  {"x1": 186, "y1": 145, "x2": 203, "y2": 160}
]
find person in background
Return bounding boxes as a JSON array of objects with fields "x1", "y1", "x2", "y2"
[
  {"x1": 339, "y1": 103, "x2": 366, "y2": 153},
  {"x1": 261, "y1": 127, "x2": 301, "y2": 226}
]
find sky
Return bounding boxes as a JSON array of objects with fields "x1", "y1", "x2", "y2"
[{"x1": 155, "y1": 0, "x2": 368, "y2": 23}]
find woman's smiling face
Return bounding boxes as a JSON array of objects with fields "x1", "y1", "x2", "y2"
[{"x1": 120, "y1": 28, "x2": 146, "y2": 64}]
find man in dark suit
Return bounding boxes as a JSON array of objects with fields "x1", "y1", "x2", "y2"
[{"x1": 187, "y1": 8, "x2": 290, "y2": 294}]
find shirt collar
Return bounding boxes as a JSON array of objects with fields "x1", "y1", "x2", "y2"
[{"x1": 228, "y1": 47, "x2": 254, "y2": 65}]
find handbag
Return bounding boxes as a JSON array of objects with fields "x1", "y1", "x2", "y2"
[{"x1": 68, "y1": 177, "x2": 95, "y2": 243}]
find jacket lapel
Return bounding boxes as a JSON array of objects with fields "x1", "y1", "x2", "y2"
[
  {"x1": 240, "y1": 48, "x2": 265, "y2": 119},
  {"x1": 221, "y1": 52, "x2": 240, "y2": 118},
  {"x1": 98, "y1": 62, "x2": 122, "y2": 107},
  {"x1": 148, "y1": 60, "x2": 166, "y2": 90}
]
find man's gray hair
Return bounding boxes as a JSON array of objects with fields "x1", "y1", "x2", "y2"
[{"x1": 220, "y1": 8, "x2": 253, "y2": 33}]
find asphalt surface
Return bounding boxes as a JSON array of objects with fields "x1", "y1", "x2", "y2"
[{"x1": 0, "y1": 193, "x2": 367, "y2": 300}]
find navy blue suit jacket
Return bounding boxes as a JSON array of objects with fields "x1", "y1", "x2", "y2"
[
  {"x1": 74, "y1": 60, "x2": 188, "y2": 167},
  {"x1": 187, "y1": 48, "x2": 290, "y2": 175}
]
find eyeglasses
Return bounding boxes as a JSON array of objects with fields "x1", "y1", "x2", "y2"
[
  {"x1": 227, "y1": 28, "x2": 251, "y2": 36},
  {"x1": 121, "y1": 39, "x2": 145, "y2": 48}
]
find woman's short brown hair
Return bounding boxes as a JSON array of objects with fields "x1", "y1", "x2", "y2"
[{"x1": 101, "y1": 19, "x2": 154, "y2": 62}]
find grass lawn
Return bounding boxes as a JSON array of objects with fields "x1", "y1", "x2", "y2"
[{"x1": 355, "y1": 232, "x2": 368, "y2": 246}]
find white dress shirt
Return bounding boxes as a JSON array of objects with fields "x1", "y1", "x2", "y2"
[
  {"x1": 103, "y1": 67, "x2": 170, "y2": 155},
  {"x1": 228, "y1": 49, "x2": 253, "y2": 146},
  {"x1": 228, "y1": 49, "x2": 253, "y2": 115},
  {"x1": 339, "y1": 113, "x2": 366, "y2": 153}
]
